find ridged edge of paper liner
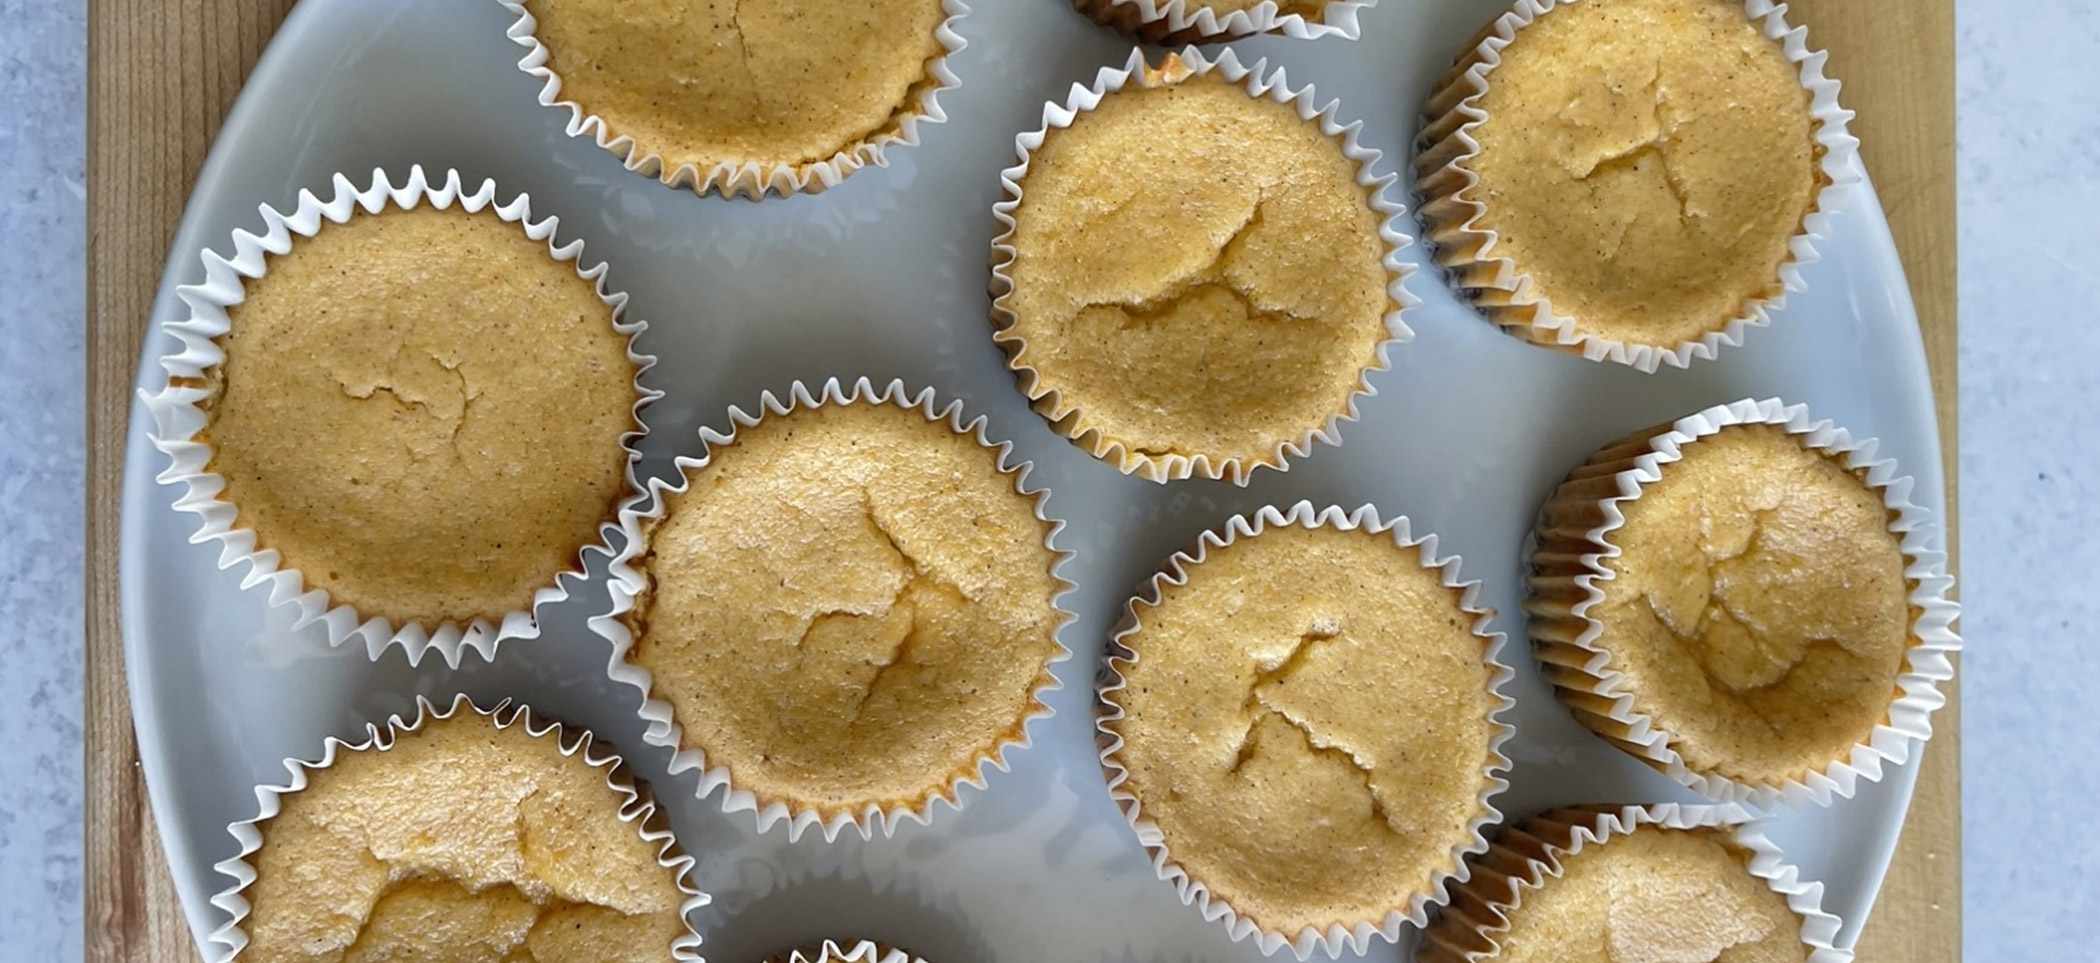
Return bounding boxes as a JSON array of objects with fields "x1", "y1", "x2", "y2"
[
  {"x1": 1412, "y1": 0, "x2": 1860, "y2": 372},
  {"x1": 767, "y1": 939, "x2": 930, "y2": 963},
  {"x1": 1416, "y1": 803, "x2": 1850, "y2": 963},
  {"x1": 141, "y1": 164, "x2": 661, "y2": 668},
  {"x1": 1096, "y1": 501, "x2": 1517, "y2": 958},
  {"x1": 1525, "y1": 397, "x2": 1961, "y2": 808},
  {"x1": 591, "y1": 376, "x2": 1077, "y2": 842},
  {"x1": 502, "y1": 0, "x2": 969, "y2": 200},
  {"x1": 206, "y1": 694, "x2": 709, "y2": 962},
  {"x1": 989, "y1": 46, "x2": 1418, "y2": 487},
  {"x1": 1069, "y1": 0, "x2": 1376, "y2": 43}
]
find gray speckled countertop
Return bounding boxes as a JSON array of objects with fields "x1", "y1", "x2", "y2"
[
  {"x1": 0, "y1": 0, "x2": 2093, "y2": 960},
  {"x1": 1956, "y1": 0, "x2": 2100, "y2": 954},
  {"x1": 0, "y1": 0, "x2": 87, "y2": 959}
]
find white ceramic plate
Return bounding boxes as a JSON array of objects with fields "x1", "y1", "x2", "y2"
[{"x1": 121, "y1": 1, "x2": 1952, "y2": 960}]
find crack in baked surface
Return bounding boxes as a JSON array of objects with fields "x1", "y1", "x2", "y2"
[
  {"x1": 631, "y1": 402, "x2": 1062, "y2": 814},
  {"x1": 1220, "y1": 620, "x2": 1405, "y2": 832},
  {"x1": 1109, "y1": 524, "x2": 1496, "y2": 935},
  {"x1": 1596, "y1": 424, "x2": 1910, "y2": 786},
  {"x1": 778, "y1": 498, "x2": 973, "y2": 732}
]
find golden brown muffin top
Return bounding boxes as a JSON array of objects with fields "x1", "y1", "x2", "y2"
[
  {"x1": 1107, "y1": 523, "x2": 1499, "y2": 936},
  {"x1": 1596, "y1": 424, "x2": 1910, "y2": 787},
  {"x1": 531, "y1": 0, "x2": 951, "y2": 170},
  {"x1": 243, "y1": 710, "x2": 688, "y2": 963},
  {"x1": 202, "y1": 207, "x2": 638, "y2": 627},
  {"x1": 1466, "y1": 0, "x2": 1821, "y2": 348},
  {"x1": 1488, "y1": 825, "x2": 1806, "y2": 963},
  {"x1": 1001, "y1": 59, "x2": 1392, "y2": 473},
  {"x1": 630, "y1": 401, "x2": 1062, "y2": 816}
]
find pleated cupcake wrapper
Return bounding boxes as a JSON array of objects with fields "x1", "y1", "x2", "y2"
[
  {"x1": 1417, "y1": 803, "x2": 1849, "y2": 963},
  {"x1": 1096, "y1": 501, "x2": 1517, "y2": 959},
  {"x1": 1069, "y1": 0, "x2": 1377, "y2": 44},
  {"x1": 767, "y1": 940, "x2": 929, "y2": 963},
  {"x1": 1412, "y1": 0, "x2": 1860, "y2": 372},
  {"x1": 593, "y1": 376, "x2": 1077, "y2": 842},
  {"x1": 503, "y1": 0, "x2": 969, "y2": 200},
  {"x1": 143, "y1": 165, "x2": 660, "y2": 668},
  {"x1": 207, "y1": 694, "x2": 709, "y2": 963},
  {"x1": 1526, "y1": 398, "x2": 1960, "y2": 808},
  {"x1": 989, "y1": 47, "x2": 1418, "y2": 486}
]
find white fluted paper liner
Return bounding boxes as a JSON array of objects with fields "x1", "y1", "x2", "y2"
[
  {"x1": 1417, "y1": 804, "x2": 1849, "y2": 963},
  {"x1": 768, "y1": 940, "x2": 930, "y2": 963},
  {"x1": 503, "y1": 0, "x2": 968, "y2": 200},
  {"x1": 592, "y1": 377, "x2": 1077, "y2": 843},
  {"x1": 1526, "y1": 398, "x2": 1960, "y2": 808},
  {"x1": 207, "y1": 694, "x2": 709, "y2": 962},
  {"x1": 1070, "y1": 0, "x2": 1377, "y2": 43},
  {"x1": 990, "y1": 48, "x2": 1417, "y2": 486},
  {"x1": 1413, "y1": 0, "x2": 1860, "y2": 372},
  {"x1": 1097, "y1": 501, "x2": 1516, "y2": 959},
  {"x1": 142, "y1": 165, "x2": 659, "y2": 668}
]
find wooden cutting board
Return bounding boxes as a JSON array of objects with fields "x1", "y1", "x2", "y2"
[{"x1": 84, "y1": 2, "x2": 1959, "y2": 960}]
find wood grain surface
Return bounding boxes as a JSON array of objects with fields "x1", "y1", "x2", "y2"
[
  {"x1": 1788, "y1": 2, "x2": 1962, "y2": 960},
  {"x1": 83, "y1": 2, "x2": 1959, "y2": 961}
]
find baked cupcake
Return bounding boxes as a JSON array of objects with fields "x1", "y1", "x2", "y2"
[
  {"x1": 1070, "y1": 0, "x2": 1375, "y2": 44},
  {"x1": 504, "y1": 0, "x2": 966, "y2": 198},
  {"x1": 1528, "y1": 399, "x2": 1959, "y2": 806},
  {"x1": 991, "y1": 49, "x2": 1408, "y2": 485},
  {"x1": 1419, "y1": 806, "x2": 1846, "y2": 963},
  {"x1": 147, "y1": 167, "x2": 649, "y2": 663},
  {"x1": 1415, "y1": 0, "x2": 1857, "y2": 370},
  {"x1": 599, "y1": 379, "x2": 1070, "y2": 840},
  {"x1": 211, "y1": 697, "x2": 702, "y2": 962},
  {"x1": 767, "y1": 941, "x2": 928, "y2": 963},
  {"x1": 1100, "y1": 503, "x2": 1512, "y2": 956}
]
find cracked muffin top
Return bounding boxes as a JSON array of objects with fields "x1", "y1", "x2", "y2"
[
  {"x1": 1463, "y1": 0, "x2": 1822, "y2": 348},
  {"x1": 1593, "y1": 423, "x2": 1910, "y2": 788},
  {"x1": 201, "y1": 206, "x2": 639, "y2": 626},
  {"x1": 529, "y1": 0, "x2": 951, "y2": 172},
  {"x1": 243, "y1": 709, "x2": 689, "y2": 963},
  {"x1": 628, "y1": 400, "x2": 1062, "y2": 817},
  {"x1": 1105, "y1": 522, "x2": 1499, "y2": 936},
  {"x1": 1483, "y1": 823, "x2": 1807, "y2": 963},
  {"x1": 997, "y1": 56, "x2": 1393, "y2": 477}
]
